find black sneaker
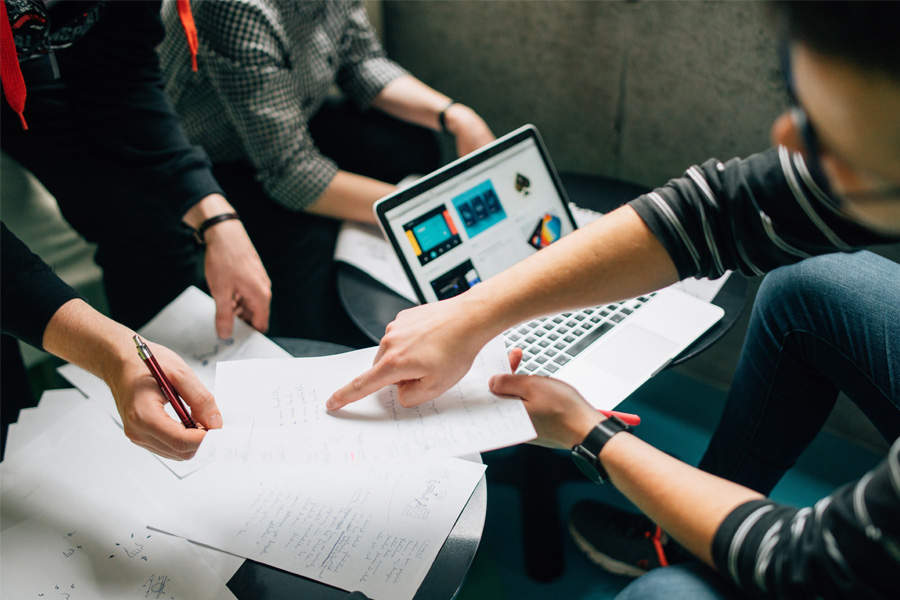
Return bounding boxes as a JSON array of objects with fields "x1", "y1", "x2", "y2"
[{"x1": 568, "y1": 500, "x2": 689, "y2": 577}]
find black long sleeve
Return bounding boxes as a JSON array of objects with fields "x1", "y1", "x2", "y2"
[{"x1": 1, "y1": 222, "x2": 81, "y2": 350}]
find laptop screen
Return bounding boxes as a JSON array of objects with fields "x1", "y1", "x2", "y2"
[{"x1": 376, "y1": 125, "x2": 575, "y2": 304}]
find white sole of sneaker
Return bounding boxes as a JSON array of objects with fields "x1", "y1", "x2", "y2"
[{"x1": 568, "y1": 521, "x2": 649, "y2": 579}]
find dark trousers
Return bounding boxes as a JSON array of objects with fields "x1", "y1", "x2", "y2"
[{"x1": 1, "y1": 58, "x2": 204, "y2": 332}]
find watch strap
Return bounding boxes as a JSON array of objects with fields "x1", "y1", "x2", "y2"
[{"x1": 571, "y1": 415, "x2": 633, "y2": 484}]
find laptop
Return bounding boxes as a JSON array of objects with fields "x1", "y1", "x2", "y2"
[{"x1": 375, "y1": 125, "x2": 724, "y2": 411}]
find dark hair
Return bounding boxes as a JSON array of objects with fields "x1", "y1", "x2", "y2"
[{"x1": 772, "y1": 1, "x2": 900, "y2": 79}]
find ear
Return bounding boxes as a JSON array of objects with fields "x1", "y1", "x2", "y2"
[{"x1": 771, "y1": 111, "x2": 804, "y2": 153}]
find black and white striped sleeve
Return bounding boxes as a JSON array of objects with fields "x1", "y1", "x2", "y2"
[
  {"x1": 711, "y1": 438, "x2": 900, "y2": 599},
  {"x1": 628, "y1": 146, "x2": 899, "y2": 280}
]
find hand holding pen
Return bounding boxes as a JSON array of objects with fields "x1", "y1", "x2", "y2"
[
  {"x1": 112, "y1": 334, "x2": 222, "y2": 460},
  {"x1": 134, "y1": 334, "x2": 197, "y2": 429}
]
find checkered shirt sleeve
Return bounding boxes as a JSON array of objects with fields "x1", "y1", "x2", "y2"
[{"x1": 160, "y1": 0, "x2": 407, "y2": 211}]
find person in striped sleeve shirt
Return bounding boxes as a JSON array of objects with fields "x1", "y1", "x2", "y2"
[{"x1": 328, "y1": 2, "x2": 900, "y2": 597}]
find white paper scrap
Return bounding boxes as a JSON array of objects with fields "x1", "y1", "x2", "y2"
[{"x1": 334, "y1": 221, "x2": 419, "y2": 303}]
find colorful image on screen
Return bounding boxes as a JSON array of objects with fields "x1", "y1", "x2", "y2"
[
  {"x1": 403, "y1": 205, "x2": 463, "y2": 266},
  {"x1": 430, "y1": 260, "x2": 482, "y2": 300},
  {"x1": 452, "y1": 181, "x2": 507, "y2": 238},
  {"x1": 528, "y1": 213, "x2": 562, "y2": 250}
]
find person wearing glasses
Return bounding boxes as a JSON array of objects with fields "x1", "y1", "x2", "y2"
[{"x1": 328, "y1": 2, "x2": 900, "y2": 597}]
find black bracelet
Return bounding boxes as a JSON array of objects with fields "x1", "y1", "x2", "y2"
[
  {"x1": 193, "y1": 212, "x2": 240, "y2": 245},
  {"x1": 438, "y1": 100, "x2": 456, "y2": 135}
]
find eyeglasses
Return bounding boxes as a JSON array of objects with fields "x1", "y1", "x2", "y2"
[
  {"x1": 779, "y1": 42, "x2": 833, "y2": 197},
  {"x1": 780, "y1": 43, "x2": 900, "y2": 205}
]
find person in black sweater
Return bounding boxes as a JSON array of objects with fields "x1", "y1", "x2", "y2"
[
  {"x1": 327, "y1": 2, "x2": 900, "y2": 598},
  {"x1": 0, "y1": 0, "x2": 270, "y2": 458}
]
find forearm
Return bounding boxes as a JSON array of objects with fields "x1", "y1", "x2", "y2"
[
  {"x1": 456, "y1": 205, "x2": 679, "y2": 339},
  {"x1": 371, "y1": 75, "x2": 452, "y2": 132},
  {"x1": 600, "y1": 432, "x2": 764, "y2": 567},
  {"x1": 42, "y1": 299, "x2": 134, "y2": 384},
  {"x1": 494, "y1": 369, "x2": 764, "y2": 569},
  {"x1": 371, "y1": 75, "x2": 488, "y2": 145},
  {"x1": 306, "y1": 171, "x2": 396, "y2": 224}
]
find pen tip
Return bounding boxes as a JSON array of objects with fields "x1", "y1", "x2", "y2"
[{"x1": 133, "y1": 333, "x2": 143, "y2": 346}]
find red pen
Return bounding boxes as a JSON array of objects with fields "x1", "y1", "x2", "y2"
[
  {"x1": 133, "y1": 334, "x2": 197, "y2": 429},
  {"x1": 598, "y1": 409, "x2": 641, "y2": 427}
]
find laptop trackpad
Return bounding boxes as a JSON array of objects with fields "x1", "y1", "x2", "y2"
[{"x1": 584, "y1": 325, "x2": 678, "y2": 384}]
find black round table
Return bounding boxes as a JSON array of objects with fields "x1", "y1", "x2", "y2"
[
  {"x1": 226, "y1": 338, "x2": 487, "y2": 600},
  {"x1": 335, "y1": 172, "x2": 749, "y2": 583}
]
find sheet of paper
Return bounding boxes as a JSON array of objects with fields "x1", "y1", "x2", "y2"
[
  {"x1": 196, "y1": 336, "x2": 535, "y2": 466},
  {"x1": 1, "y1": 475, "x2": 237, "y2": 600},
  {"x1": 334, "y1": 221, "x2": 419, "y2": 303},
  {"x1": 670, "y1": 271, "x2": 731, "y2": 303},
  {"x1": 152, "y1": 457, "x2": 485, "y2": 600},
  {"x1": 58, "y1": 286, "x2": 291, "y2": 477},
  {"x1": 0, "y1": 398, "x2": 246, "y2": 582},
  {"x1": 9, "y1": 389, "x2": 87, "y2": 450}
]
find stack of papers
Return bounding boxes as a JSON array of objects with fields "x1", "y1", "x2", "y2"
[{"x1": 2, "y1": 287, "x2": 536, "y2": 600}]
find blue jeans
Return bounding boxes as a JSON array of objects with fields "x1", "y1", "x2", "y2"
[
  {"x1": 615, "y1": 564, "x2": 745, "y2": 600},
  {"x1": 698, "y1": 250, "x2": 900, "y2": 495},
  {"x1": 615, "y1": 251, "x2": 900, "y2": 600}
]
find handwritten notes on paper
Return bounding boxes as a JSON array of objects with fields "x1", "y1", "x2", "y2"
[
  {"x1": 1, "y1": 465, "x2": 237, "y2": 600},
  {"x1": 196, "y1": 336, "x2": 536, "y2": 466},
  {"x1": 1, "y1": 393, "x2": 246, "y2": 584},
  {"x1": 152, "y1": 458, "x2": 485, "y2": 600}
]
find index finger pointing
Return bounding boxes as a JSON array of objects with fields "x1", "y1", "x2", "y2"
[{"x1": 326, "y1": 362, "x2": 399, "y2": 411}]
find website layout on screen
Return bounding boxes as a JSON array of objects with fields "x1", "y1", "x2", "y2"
[{"x1": 385, "y1": 138, "x2": 575, "y2": 303}]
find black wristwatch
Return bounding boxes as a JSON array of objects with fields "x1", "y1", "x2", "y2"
[{"x1": 571, "y1": 415, "x2": 633, "y2": 484}]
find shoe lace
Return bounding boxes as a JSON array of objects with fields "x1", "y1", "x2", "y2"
[{"x1": 643, "y1": 526, "x2": 670, "y2": 567}]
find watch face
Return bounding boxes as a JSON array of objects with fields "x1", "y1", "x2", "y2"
[{"x1": 571, "y1": 447, "x2": 604, "y2": 484}]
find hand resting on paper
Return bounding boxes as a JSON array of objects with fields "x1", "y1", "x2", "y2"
[
  {"x1": 42, "y1": 299, "x2": 223, "y2": 460},
  {"x1": 492, "y1": 348, "x2": 603, "y2": 450}
]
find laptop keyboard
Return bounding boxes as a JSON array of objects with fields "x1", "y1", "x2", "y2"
[{"x1": 503, "y1": 293, "x2": 657, "y2": 377}]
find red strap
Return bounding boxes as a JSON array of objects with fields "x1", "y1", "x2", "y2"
[
  {"x1": 0, "y1": 1, "x2": 28, "y2": 129},
  {"x1": 176, "y1": 0, "x2": 199, "y2": 72},
  {"x1": 644, "y1": 525, "x2": 670, "y2": 567}
]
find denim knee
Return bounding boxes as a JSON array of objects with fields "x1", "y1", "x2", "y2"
[
  {"x1": 614, "y1": 564, "x2": 744, "y2": 600},
  {"x1": 756, "y1": 251, "x2": 899, "y2": 319}
]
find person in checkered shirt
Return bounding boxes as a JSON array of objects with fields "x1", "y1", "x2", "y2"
[{"x1": 159, "y1": 0, "x2": 494, "y2": 346}]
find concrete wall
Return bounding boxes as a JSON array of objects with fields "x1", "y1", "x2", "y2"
[{"x1": 382, "y1": 0, "x2": 786, "y2": 187}]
